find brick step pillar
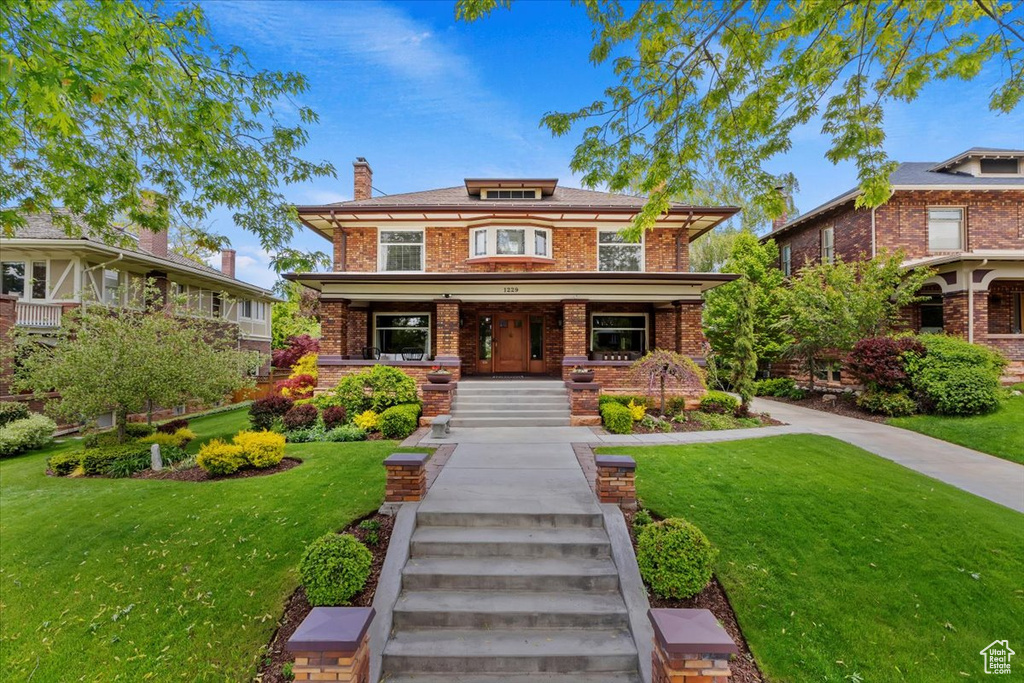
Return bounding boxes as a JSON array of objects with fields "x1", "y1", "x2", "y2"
[
  {"x1": 649, "y1": 608, "x2": 739, "y2": 682},
  {"x1": 595, "y1": 454, "x2": 636, "y2": 511},
  {"x1": 384, "y1": 452, "x2": 429, "y2": 502},
  {"x1": 288, "y1": 607, "x2": 375, "y2": 682}
]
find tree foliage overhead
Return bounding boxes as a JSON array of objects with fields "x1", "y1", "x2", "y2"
[
  {"x1": 458, "y1": 0, "x2": 1023, "y2": 234},
  {"x1": 1, "y1": 0, "x2": 335, "y2": 271}
]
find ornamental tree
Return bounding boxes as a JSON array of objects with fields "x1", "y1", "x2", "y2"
[
  {"x1": 14, "y1": 289, "x2": 262, "y2": 441},
  {"x1": 458, "y1": 0, "x2": 1023, "y2": 232},
  {"x1": 2, "y1": 1, "x2": 333, "y2": 270},
  {"x1": 630, "y1": 349, "x2": 706, "y2": 415}
]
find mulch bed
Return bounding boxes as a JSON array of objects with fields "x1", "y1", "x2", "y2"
[
  {"x1": 631, "y1": 411, "x2": 785, "y2": 434},
  {"x1": 256, "y1": 511, "x2": 395, "y2": 683},
  {"x1": 625, "y1": 509, "x2": 765, "y2": 683},
  {"x1": 132, "y1": 457, "x2": 303, "y2": 481},
  {"x1": 767, "y1": 392, "x2": 888, "y2": 423}
]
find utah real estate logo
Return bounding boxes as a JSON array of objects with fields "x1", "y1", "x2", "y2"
[{"x1": 980, "y1": 640, "x2": 1015, "y2": 675}]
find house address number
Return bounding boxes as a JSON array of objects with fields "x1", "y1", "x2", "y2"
[{"x1": 503, "y1": 286, "x2": 519, "y2": 293}]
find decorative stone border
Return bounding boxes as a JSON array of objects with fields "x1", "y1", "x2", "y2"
[{"x1": 288, "y1": 607, "x2": 375, "y2": 682}]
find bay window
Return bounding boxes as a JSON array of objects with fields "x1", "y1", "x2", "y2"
[
  {"x1": 379, "y1": 230, "x2": 424, "y2": 272},
  {"x1": 928, "y1": 208, "x2": 964, "y2": 251},
  {"x1": 469, "y1": 227, "x2": 552, "y2": 259},
  {"x1": 374, "y1": 313, "x2": 431, "y2": 359},
  {"x1": 591, "y1": 313, "x2": 647, "y2": 354},
  {"x1": 598, "y1": 231, "x2": 643, "y2": 271}
]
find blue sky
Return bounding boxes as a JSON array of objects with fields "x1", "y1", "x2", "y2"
[{"x1": 197, "y1": 0, "x2": 1024, "y2": 288}]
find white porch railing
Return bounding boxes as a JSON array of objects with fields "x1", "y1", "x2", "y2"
[{"x1": 16, "y1": 302, "x2": 63, "y2": 328}]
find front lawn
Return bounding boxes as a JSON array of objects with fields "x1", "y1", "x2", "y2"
[
  {"x1": 599, "y1": 435, "x2": 1023, "y2": 682},
  {"x1": 0, "y1": 407, "x2": 423, "y2": 681},
  {"x1": 888, "y1": 384, "x2": 1024, "y2": 464}
]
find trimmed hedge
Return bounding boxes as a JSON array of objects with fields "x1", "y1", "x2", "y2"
[
  {"x1": 600, "y1": 402, "x2": 633, "y2": 434},
  {"x1": 856, "y1": 390, "x2": 917, "y2": 417},
  {"x1": 81, "y1": 443, "x2": 150, "y2": 475},
  {"x1": 380, "y1": 404, "x2": 422, "y2": 439},
  {"x1": 636, "y1": 518, "x2": 718, "y2": 599},
  {"x1": 907, "y1": 335, "x2": 1005, "y2": 416},
  {"x1": 299, "y1": 533, "x2": 373, "y2": 606},
  {"x1": 598, "y1": 394, "x2": 649, "y2": 408},
  {"x1": 699, "y1": 391, "x2": 739, "y2": 415},
  {"x1": 0, "y1": 413, "x2": 57, "y2": 457},
  {"x1": 48, "y1": 452, "x2": 81, "y2": 476},
  {"x1": 332, "y1": 365, "x2": 418, "y2": 416}
]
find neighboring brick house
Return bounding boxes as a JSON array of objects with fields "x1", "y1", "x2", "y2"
[
  {"x1": 0, "y1": 212, "x2": 277, "y2": 423},
  {"x1": 286, "y1": 159, "x2": 738, "y2": 417},
  {"x1": 764, "y1": 147, "x2": 1024, "y2": 384}
]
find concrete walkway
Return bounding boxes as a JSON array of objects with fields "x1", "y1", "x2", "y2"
[
  {"x1": 418, "y1": 400, "x2": 1024, "y2": 512},
  {"x1": 750, "y1": 398, "x2": 1024, "y2": 513}
]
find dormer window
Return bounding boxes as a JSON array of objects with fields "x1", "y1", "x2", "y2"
[
  {"x1": 979, "y1": 158, "x2": 1019, "y2": 174},
  {"x1": 469, "y1": 227, "x2": 552, "y2": 260},
  {"x1": 484, "y1": 189, "x2": 539, "y2": 199}
]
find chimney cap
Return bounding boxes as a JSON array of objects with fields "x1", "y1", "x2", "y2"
[{"x1": 354, "y1": 157, "x2": 369, "y2": 165}]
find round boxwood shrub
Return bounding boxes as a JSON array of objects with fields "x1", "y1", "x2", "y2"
[
  {"x1": 699, "y1": 390, "x2": 739, "y2": 415},
  {"x1": 636, "y1": 518, "x2": 718, "y2": 599},
  {"x1": 299, "y1": 533, "x2": 373, "y2": 606},
  {"x1": 196, "y1": 439, "x2": 246, "y2": 476},
  {"x1": 926, "y1": 366, "x2": 1001, "y2": 416},
  {"x1": 856, "y1": 390, "x2": 917, "y2": 417},
  {"x1": 379, "y1": 404, "x2": 421, "y2": 439},
  {"x1": 233, "y1": 430, "x2": 286, "y2": 468},
  {"x1": 600, "y1": 402, "x2": 633, "y2": 434}
]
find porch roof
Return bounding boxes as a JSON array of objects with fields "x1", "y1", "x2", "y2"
[{"x1": 284, "y1": 271, "x2": 738, "y2": 303}]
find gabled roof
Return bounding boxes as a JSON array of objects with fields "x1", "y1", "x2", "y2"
[
  {"x1": 3, "y1": 210, "x2": 275, "y2": 298},
  {"x1": 764, "y1": 148, "x2": 1024, "y2": 240}
]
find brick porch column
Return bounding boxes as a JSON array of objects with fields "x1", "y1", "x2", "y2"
[
  {"x1": 288, "y1": 607, "x2": 374, "y2": 683},
  {"x1": 648, "y1": 608, "x2": 739, "y2": 682},
  {"x1": 319, "y1": 299, "x2": 350, "y2": 357},
  {"x1": 434, "y1": 299, "x2": 460, "y2": 361},
  {"x1": 676, "y1": 300, "x2": 706, "y2": 356},
  {"x1": 562, "y1": 299, "x2": 589, "y2": 373},
  {"x1": 347, "y1": 306, "x2": 368, "y2": 359},
  {"x1": 654, "y1": 305, "x2": 679, "y2": 352},
  {"x1": 943, "y1": 291, "x2": 968, "y2": 338}
]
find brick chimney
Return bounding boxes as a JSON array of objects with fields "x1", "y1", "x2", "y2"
[
  {"x1": 771, "y1": 185, "x2": 789, "y2": 232},
  {"x1": 138, "y1": 227, "x2": 168, "y2": 258},
  {"x1": 353, "y1": 157, "x2": 372, "y2": 201},
  {"x1": 221, "y1": 249, "x2": 236, "y2": 278}
]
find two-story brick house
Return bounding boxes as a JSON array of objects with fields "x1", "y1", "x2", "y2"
[
  {"x1": 286, "y1": 159, "x2": 738, "y2": 424},
  {"x1": 0, "y1": 212, "x2": 277, "y2": 422},
  {"x1": 765, "y1": 147, "x2": 1024, "y2": 382}
]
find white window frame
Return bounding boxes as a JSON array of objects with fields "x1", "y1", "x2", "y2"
[
  {"x1": 240, "y1": 299, "x2": 253, "y2": 319},
  {"x1": 378, "y1": 228, "x2": 425, "y2": 272},
  {"x1": 820, "y1": 227, "x2": 835, "y2": 265},
  {"x1": 373, "y1": 312, "x2": 432, "y2": 360},
  {"x1": 1, "y1": 260, "x2": 27, "y2": 300},
  {"x1": 589, "y1": 312, "x2": 649, "y2": 354},
  {"x1": 102, "y1": 268, "x2": 123, "y2": 305},
  {"x1": 468, "y1": 226, "x2": 552, "y2": 259},
  {"x1": 597, "y1": 230, "x2": 645, "y2": 272},
  {"x1": 927, "y1": 207, "x2": 965, "y2": 252},
  {"x1": 781, "y1": 244, "x2": 792, "y2": 277}
]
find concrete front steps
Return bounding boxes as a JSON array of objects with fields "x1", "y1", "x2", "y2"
[
  {"x1": 381, "y1": 509, "x2": 641, "y2": 682},
  {"x1": 451, "y1": 379, "x2": 570, "y2": 428}
]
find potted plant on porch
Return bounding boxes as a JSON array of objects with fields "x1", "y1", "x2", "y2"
[
  {"x1": 425, "y1": 366, "x2": 453, "y2": 384},
  {"x1": 569, "y1": 366, "x2": 595, "y2": 383}
]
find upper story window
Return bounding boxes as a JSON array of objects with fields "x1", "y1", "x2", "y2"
[
  {"x1": 928, "y1": 208, "x2": 964, "y2": 251},
  {"x1": 598, "y1": 230, "x2": 643, "y2": 271},
  {"x1": 820, "y1": 227, "x2": 835, "y2": 264},
  {"x1": 781, "y1": 244, "x2": 792, "y2": 276},
  {"x1": 1, "y1": 261, "x2": 48, "y2": 300},
  {"x1": 484, "y1": 189, "x2": 538, "y2": 199},
  {"x1": 379, "y1": 230, "x2": 424, "y2": 272},
  {"x1": 979, "y1": 158, "x2": 1019, "y2": 174},
  {"x1": 470, "y1": 227, "x2": 551, "y2": 259}
]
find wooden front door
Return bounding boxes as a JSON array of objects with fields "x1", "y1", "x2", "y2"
[{"x1": 493, "y1": 313, "x2": 528, "y2": 373}]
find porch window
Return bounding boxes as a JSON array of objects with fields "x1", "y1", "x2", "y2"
[
  {"x1": 591, "y1": 313, "x2": 647, "y2": 353},
  {"x1": 31, "y1": 261, "x2": 47, "y2": 299},
  {"x1": 820, "y1": 227, "x2": 835, "y2": 264},
  {"x1": 240, "y1": 299, "x2": 264, "y2": 320},
  {"x1": 781, "y1": 244, "x2": 792, "y2": 276},
  {"x1": 102, "y1": 269, "x2": 121, "y2": 305},
  {"x1": 919, "y1": 294, "x2": 944, "y2": 333},
  {"x1": 374, "y1": 314, "x2": 431, "y2": 359},
  {"x1": 1, "y1": 262, "x2": 25, "y2": 298},
  {"x1": 598, "y1": 231, "x2": 642, "y2": 271},
  {"x1": 379, "y1": 230, "x2": 424, "y2": 272},
  {"x1": 928, "y1": 208, "x2": 964, "y2": 251}
]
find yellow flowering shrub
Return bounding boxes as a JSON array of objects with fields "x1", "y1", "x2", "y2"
[
  {"x1": 290, "y1": 353, "x2": 319, "y2": 382},
  {"x1": 353, "y1": 410, "x2": 380, "y2": 432},
  {"x1": 197, "y1": 439, "x2": 246, "y2": 476},
  {"x1": 233, "y1": 430, "x2": 286, "y2": 469},
  {"x1": 627, "y1": 399, "x2": 646, "y2": 421}
]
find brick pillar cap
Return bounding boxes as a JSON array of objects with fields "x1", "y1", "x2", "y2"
[
  {"x1": 595, "y1": 454, "x2": 636, "y2": 470},
  {"x1": 648, "y1": 608, "x2": 739, "y2": 655},
  {"x1": 287, "y1": 606, "x2": 375, "y2": 653},
  {"x1": 384, "y1": 452, "x2": 430, "y2": 466}
]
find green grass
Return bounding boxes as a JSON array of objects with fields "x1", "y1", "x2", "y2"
[
  {"x1": 599, "y1": 435, "x2": 1024, "y2": 682},
  {"x1": 888, "y1": 384, "x2": 1024, "y2": 464},
  {"x1": 0, "y1": 408, "x2": 425, "y2": 681}
]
